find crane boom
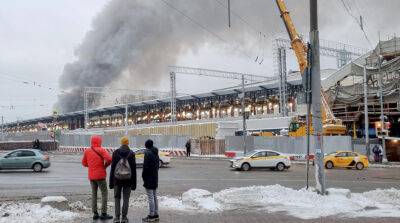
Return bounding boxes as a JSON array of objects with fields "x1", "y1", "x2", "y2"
[
  {"x1": 275, "y1": 0, "x2": 308, "y2": 73},
  {"x1": 275, "y1": 0, "x2": 346, "y2": 133}
]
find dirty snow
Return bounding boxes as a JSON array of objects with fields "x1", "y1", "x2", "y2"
[
  {"x1": 41, "y1": 196, "x2": 67, "y2": 203},
  {"x1": 0, "y1": 203, "x2": 78, "y2": 223},
  {"x1": 69, "y1": 201, "x2": 87, "y2": 211},
  {"x1": 159, "y1": 185, "x2": 400, "y2": 219}
]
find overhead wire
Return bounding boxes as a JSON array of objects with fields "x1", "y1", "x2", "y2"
[
  {"x1": 0, "y1": 72, "x2": 66, "y2": 94},
  {"x1": 213, "y1": 0, "x2": 268, "y2": 64},
  {"x1": 159, "y1": 0, "x2": 255, "y2": 62},
  {"x1": 340, "y1": 0, "x2": 374, "y2": 50}
]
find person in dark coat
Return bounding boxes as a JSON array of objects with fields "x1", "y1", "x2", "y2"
[
  {"x1": 33, "y1": 139, "x2": 41, "y2": 150},
  {"x1": 142, "y1": 139, "x2": 160, "y2": 222},
  {"x1": 185, "y1": 140, "x2": 191, "y2": 157},
  {"x1": 109, "y1": 137, "x2": 136, "y2": 223}
]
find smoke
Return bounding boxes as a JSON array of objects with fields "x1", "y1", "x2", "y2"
[{"x1": 57, "y1": 0, "x2": 400, "y2": 113}]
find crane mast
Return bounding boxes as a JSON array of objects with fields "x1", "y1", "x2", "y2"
[{"x1": 275, "y1": 0, "x2": 346, "y2": 133}]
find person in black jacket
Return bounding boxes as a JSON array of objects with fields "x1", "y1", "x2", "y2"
[
  {"x1": 185, "y1": 140, "x2": 191, "y2": 157},
  {"x1": 109, "y1": 137, "x2": 136, "y2": 223},
  {"x1": 142, "y1": 139, "x2": 160, "y2": 222}
]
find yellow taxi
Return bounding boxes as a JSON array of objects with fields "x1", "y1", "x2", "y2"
[
  {"x1": 324, "y1": 151, "x2": 369, "y2": 170},
  {"x1": 134, "y1": 148, "x2": 171, "y2": 167}
]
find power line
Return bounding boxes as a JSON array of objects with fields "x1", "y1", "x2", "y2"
[
  {"x1": 213, "y1": 0, "x2": 268, "y2": 63},
  {"x1": 0, "y1": 73, "x2": 66, "y2": 94},
  {"x1": 340, "y1": 0, "x2": 374, "y2": 50},
  {"x1": 159, "y1": 0, "x2": 255, "y2": 62}
]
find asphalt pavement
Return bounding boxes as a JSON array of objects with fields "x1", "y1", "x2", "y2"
[{"x1": 1, "y1": 154, "x2": 400, "y2": 222}]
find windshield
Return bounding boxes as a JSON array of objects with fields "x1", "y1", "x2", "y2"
[{"x1": 326, "y1": 151, "x2": 337, "y2": 156}]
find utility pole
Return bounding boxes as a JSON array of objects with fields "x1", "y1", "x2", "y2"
[
  {"x1": 378, "y1": 56, "x2": 388, "y2": 163},
  {"x1": 1, "y1": 116, "x2": 4, "y2": 141},
  {"x1": 170, "y1": 72, "x2": 177, "y2": 123},
  {"x1": 363, "y1": 64, "x2": 370, "y2": 159},
  {"x1": 125, "y1": 103, "x2": 129, "y2": 135},
  {"x1": 241, "y1": 74, "x2": 247, "y2": 155},
  {"x1": 310, "y1": 0, "x2": 326, "y2": 194}
]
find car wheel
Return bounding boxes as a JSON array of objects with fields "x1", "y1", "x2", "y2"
[
  {"x1": 33, "y1": 163, "x2": 43, "y2": 172},
  {"x1": 276, "y1": 162, "x2": 285, "y2": 171},
  {"x1": 325, "y1": 161, "x2": 334, "y2": 169},
  {"x1": 355, "y1": 162, "x2": 364, "y2": 170},
  {"x1": 159, "y1": 160, "x2": 163, "y2": 168},
  {"x1": 241, "y1": 163, "x2": 251, "y2": 171}
]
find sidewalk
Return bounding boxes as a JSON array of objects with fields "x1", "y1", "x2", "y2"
[{"x1": 76, "y1": 206, "x2": 400, "y2": 223}]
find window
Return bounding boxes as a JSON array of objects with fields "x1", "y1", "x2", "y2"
[
  {"x1": 252, "y1": 152, "x2": 267, "y2": 158},
  {"x1": 135, "y1": 149, "x2": 145, "y2": 155},
  {"x1": 7, "y1": 151, "x2": 21, "y2": 158},
  {"x1": 335, "y1": 152, "x2": 347, "y2": 157},
  {"x1": 266, "y1": 151, "x2": 280, "y2": 157},
  {"x1": 347, "y1": 152, "x2": 358, "y2": 157},
  {"x1": 20, "y1": 150, "x2": 36, "y2": 157}
]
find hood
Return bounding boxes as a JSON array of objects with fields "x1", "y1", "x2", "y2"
[
  {"x1": 117, "y1": 145, "x2": 131, "y2": 157},
  {"x1": 91, "y1": 135, "x2": 102, "y2": 148}
]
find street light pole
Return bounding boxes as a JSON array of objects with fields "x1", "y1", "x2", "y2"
[
  {"x1": 378, "y1": 56, "x2": 388, "y2": 162},
  {"x1": 310, "y1": 0, "x2": 326, "y2": 194},
  {"x1": 363, "y1": 64, "x2": 370, "y2": 159},
  {"x1": 241, "y1": 74, "x2": 247, "y2": 155},
  {"x1": 125, "y1": 103, "x2": 128, "y2": 135}
]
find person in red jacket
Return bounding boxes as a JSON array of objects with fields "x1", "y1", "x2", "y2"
[{"x1": 82, "y1": 135, "x2": 113, "y2": 220}]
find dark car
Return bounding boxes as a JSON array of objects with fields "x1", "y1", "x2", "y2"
[{"x1": 0, "y1": 149, "x2": 50, "y2": 172}]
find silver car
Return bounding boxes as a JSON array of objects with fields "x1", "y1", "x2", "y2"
[{"x1": 0, "y1": 149, "x2": 51, "y2": 172}]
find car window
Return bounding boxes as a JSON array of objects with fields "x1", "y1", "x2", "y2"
[
  {"x1": 20, "y1": 150, "x2": 36, "y2": 157},
  {"x1": 135, "y1": 149, "x2": 145, "y2": 155},
  {"x1": 347, "y1": 152, "x2": 358, "y2": 157},
  {"x1": 266, "y1": 151, "x2": 280, "y2": 157},
  {"x1": 335, "y1": 152, "x2": 347, "y2": 157},
  {"x1": 327, "y1": 151, "x2": 337, "y2": 156},
  {"x1": 252, "y1": 151, "x2": 267, "y2": 158},
  {"x1": 7, "y1": 151, "x2": 21, "y2": 158}
]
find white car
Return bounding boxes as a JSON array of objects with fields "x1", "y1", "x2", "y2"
[
  {"x1": 134, "y1": 148, "x2": 171, "y2": 167},
  {"x1": 230, "y1": 150, "x2": 291, "y2": 171}
]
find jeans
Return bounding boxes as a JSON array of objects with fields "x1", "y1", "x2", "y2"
[
  {"x1": 90, "y1": 180, "x2": 108, "y2": 214},
  {"x1": 114, "y1": 185, "x2": 131, "y2": 218},
  {"x1": 146, "y1": 189, "x2": 158, "y2": 216}
]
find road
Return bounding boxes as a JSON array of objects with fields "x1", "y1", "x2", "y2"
[{"x1": 0, "y1": 154, "x2": 400, "y2": 222}]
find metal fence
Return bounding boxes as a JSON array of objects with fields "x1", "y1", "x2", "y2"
[
  {"x1": 1, "y1": 131, "x2": 53, "y2": 142},
  {"x1": 60, "y1": 133, "x2": 189, "y2": 149},
  {"x1": 1, "y1": 131, "x2": 189, "y2": 149}
]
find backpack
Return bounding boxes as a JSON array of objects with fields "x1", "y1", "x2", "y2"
[{"x1": 114, "y1": 153, "x2": 131, "y2": 180}]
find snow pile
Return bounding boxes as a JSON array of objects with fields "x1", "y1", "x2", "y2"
[
  {"x1": 159, "y1": 185, "x2": 400, "y2": 219},
  {"x1": 40, "y1": 196, "x2": 67, "y2": 203},
  {"x1": 41, "y1": 196, "x2": 69, "y2": 211},
  {"x1": 160, "y1": 189, "x2": 221, "y2": 212},
  {"x1": 0, "y1": 203, "x2": 78, "y2": 223},
  {"x1": 182, "y1": 189, "x2": 221, "y2": 211}
]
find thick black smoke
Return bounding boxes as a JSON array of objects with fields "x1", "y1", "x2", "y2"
[{"x1": 57, "y1": 0, "x2": 400, "y2": 113}]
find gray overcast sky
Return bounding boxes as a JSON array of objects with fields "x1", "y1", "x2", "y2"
[{"x1": 0, "y1": 0, "x2": 399, "y2": 123}]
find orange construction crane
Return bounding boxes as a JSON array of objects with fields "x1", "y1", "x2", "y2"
[{"x1": 275, "y1": 0, "x2": 347, "y2": 136}]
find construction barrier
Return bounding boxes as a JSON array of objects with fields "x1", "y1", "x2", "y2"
[{"x1": 57, "y1": 146, "x2": 187, "y2": 157}]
